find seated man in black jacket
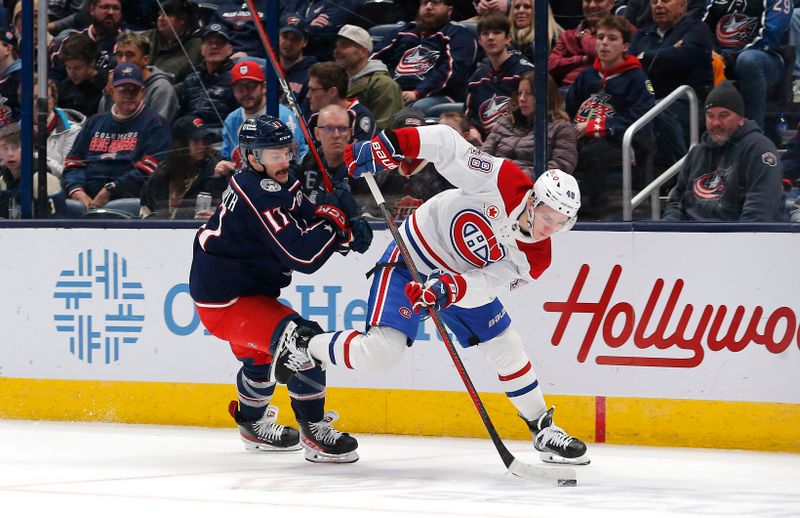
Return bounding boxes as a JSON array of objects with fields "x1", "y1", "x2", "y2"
[{"x1": 629, "y1": 0, "x2": 713, "y2": 167}]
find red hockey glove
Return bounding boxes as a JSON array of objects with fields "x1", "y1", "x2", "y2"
[
  {"x1": 344, "y1": 130, "x2": 404, "y2": 178},
  {"x1": 315, "y1": 204, "x2": 350, "y2": 236},
  {"x1": 404, "y1": 274, "x2": 466, "y2": 314}
]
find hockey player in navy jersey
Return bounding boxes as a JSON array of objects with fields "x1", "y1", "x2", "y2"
[
  {"x1": 189, "y1": 115, "x2": 373, "y2": 463},
  {"x1": 273, "y1": 123, "x2": 590, "y2": 466}
]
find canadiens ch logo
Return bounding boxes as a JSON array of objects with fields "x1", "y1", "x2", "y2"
[
  {"x1": 399, "y1": 307, "x2": 412, "y2": 318},
  {"x1": 450, "y1": 209, "x2": 505, "y2": 268}
]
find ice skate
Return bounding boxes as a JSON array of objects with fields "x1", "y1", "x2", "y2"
[
  {"x1": 298, "y1": 410, "x2": 359, "y2": 463},
  {"x1": 228, "y1": 401, "x2": 301, "y2": 451},
  {"x1": 270, "y1": 321, "x2": 317, "y2": 384},
  {"x1": 521, "y1": 407, "x2": 590, "y2": 465}
]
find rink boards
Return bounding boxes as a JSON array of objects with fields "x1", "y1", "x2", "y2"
[{"x1": 0, "y1": 226, "x2": 798, "y2": 452}]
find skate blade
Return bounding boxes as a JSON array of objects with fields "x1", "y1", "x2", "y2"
[
  {"x1": 303, "y1": 448, "x2": 359, "y2": 464},
  {"x1": 242, "y1": 437, "x2": 302, "y2": 452},
  {"x1": 539, "y1": 451, "x2": 590, "y2": 465}
]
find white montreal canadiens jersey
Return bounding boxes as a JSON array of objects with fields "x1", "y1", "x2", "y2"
[{"x1": 398, "y1": 124, "x2": 552, "y2": 308}]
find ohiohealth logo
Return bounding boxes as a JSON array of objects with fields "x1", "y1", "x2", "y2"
[{"x1": 53, "y1": 249, "x2": 145, "y2": 364}]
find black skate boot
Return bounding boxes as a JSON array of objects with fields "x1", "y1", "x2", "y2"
[
  {"x1": 521, "y1": 407, "x2": 590, "y2": 465},
  {"x1": 298, "y1": 410, "x2": 359, "y2": 463},
  {"x1": 228, "y1": 401, "x2": 301, "y2": 451},
  {"x1": 270, "y1": 321, "x2": 317, "y2": 384}
]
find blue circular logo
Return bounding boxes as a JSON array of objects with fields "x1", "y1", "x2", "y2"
[{"x1": 53, "y1": 248, "x2": 145, "y2": 364}]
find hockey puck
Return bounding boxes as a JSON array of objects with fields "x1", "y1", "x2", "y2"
[{"x1": 558, "y1": 479, "x2": 577, "y2": 487}]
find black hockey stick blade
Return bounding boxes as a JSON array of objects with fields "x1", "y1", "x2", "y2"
[{"x1": 508, "y1": 458, "x2": 577, "y2": 487}]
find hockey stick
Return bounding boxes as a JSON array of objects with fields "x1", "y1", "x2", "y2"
[
  {"x1": 362, "y1": 172, "x2": 577, "y2": 487},
  {"x1": 244, "y1": 0, "x2": 334, "y2": 193}
]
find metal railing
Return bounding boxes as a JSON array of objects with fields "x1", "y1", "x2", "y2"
[{"x1": 622, "y1": 85, "x2": 699, "y2": 220}]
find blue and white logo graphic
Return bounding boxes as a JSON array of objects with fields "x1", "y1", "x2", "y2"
[{"x1": 53, "y1": 249, "x2": 145, "y2": 364}]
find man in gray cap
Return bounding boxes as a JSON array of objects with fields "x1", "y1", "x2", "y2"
[
  {"x1": 334, "y1": 24, "x2": 403, "y2": 130},
  {"x1": 663, "y1": 80, "x2": 786, "y2": 222}
]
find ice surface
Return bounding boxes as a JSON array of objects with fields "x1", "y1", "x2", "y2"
[{"x1": 0, "y1": 420, "x2": 797, "y2": 517}]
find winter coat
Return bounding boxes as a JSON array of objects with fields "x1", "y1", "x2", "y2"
[
  {"x1": 178, "y1": 59, "x2": 238, "y2": 129},
  {"x1": 482, "y1": 111, "x2": 578, "y2": 180},
  {"x1": 47, "y1": 107, "x2": 86, "y2": 177},
  {"x1": 98, "y1": 66, "x2": 179, "y2": 122},
  {"x1": 663, "y1": 120, "x2": 787, "y2": 222},
  {"x1": 625, "y1": 0, "x2": 707, "y2": 28},
  {"x1": 347, "y1": 60, "x2": 404, "y2": 131},
  {"x1": 629, "y1": 16, "x2": 714, "y2": 99},
  {"x1": 548, "y1": 20, "x2": 597, "y2": 87},
  {"x1": 146, "y1": 28, "x2": 203, "y2": 85},
  {"x1": 280, "y1": 0, "x2": 361, "y2": 60}
]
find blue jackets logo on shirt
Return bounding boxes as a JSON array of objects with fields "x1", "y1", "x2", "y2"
[
  {"x1": 716, "y1": 13, "x2": 758, "y2": 47},
  {"x1": 395, "y1": 46, "x2": 440, "y2": 79},
  {"x1": 693, "y1": 169, "x2": 730, "y2": 200},
  {"x1": 479, "y1": 95, "x2": 510, "y2": 133}
]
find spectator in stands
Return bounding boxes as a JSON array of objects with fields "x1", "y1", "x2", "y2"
[
  {"x1": 56, "y1": 32, "x2": 107, "y2": 116},
  {"x1": 624, "y1": 0, "x2": 707, "y2": 29},
  {"x1": 146, "y1": 0, "x2": 202, "y2": 84},
  {"x1": 565, "y1": 15, "x2": 655, "y2": 215},
  {"x1": 334, "y1": 24, "x2": 403, "y2": 131},
  {"x1": 663, "y1": 80, "x2": 786, "y2": 222},
  {"x1": 50, "y1": 0, "x2": 124, "y2": 76},
  {"x1": 466, "y1": 12, "x2": 533, "y2": 145},
  {"x1": 97, "y1": 31, "x2": 179, "y2": 122},
  {"x1": 483, "y1": 71, "x2": 577, "y2": 179},
  {"x1": 215, "y1": 60, "x2": 309, "y2": 176},
  {"x1": 509, "y1": 0, "x2": 563, "y2": 61},
  {"x1": 438, "y1": 111, "x2": 481, "y2": 145},
  {"x1": 27, "y1": 78, "x2": 85, "y2": 177},
  {"x1": 629, "y1": 0, "x2": 713, "y2": 167},
  {"x1": 16, "y1": 1, "x2": 52, "y2": 47},
  {"x1": 0, "y1": 28, "x2": 20, "y2": 125},
  {"x1": 140, "y1": 115, "x2": 227, "y2": 219},
  {"x1": 703, "y1": 0, "x2": 791, "y2": 130},
  {"x1": 177, "y1": 24, "x2": 239, "y2": 137},
  {"x1": 372, "y1": 0, "x2": 478, "y2": 112},
  {"x1": 472, "y1": 0, "x2": 510, "y2": 18},
  {"x1": 47, "y1": 0, "x2": 85, "y2": 28},
  {"x1": 548, "y1": 0, "x2": 613, "y2": 89},
  {"x1": 279, "y1": 14, "x2": 315, "y2": 119},
  {"x1": 205, "y1": 0, "x2": 267, "y2": 60},
  {"x1": 280, "y1": 0, "x2": 359, "y2": 61},
  {"x1": 63, "y1": 62, "x2": 172, "y2": 208},
  {"x1": 298, "y1": 104, "x2": 353, "y2": 202},
  {"x1": 307, "y1": 61, "x2": 376, "y2": 143},
  {"x1": 0, "y1": 122, "x2": 66, "y2": 218}
]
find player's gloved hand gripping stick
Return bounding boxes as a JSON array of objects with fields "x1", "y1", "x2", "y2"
[{"x1": 360, "y1": 169, "x2": 578, "y2": 487}]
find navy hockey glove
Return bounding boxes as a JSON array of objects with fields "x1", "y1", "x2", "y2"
[
  {"x1": 344, "y1": 130, "x2": 403, "y2": 178},
  {"x1": 316, "y1": 188, "x2": 358, "y2": 220},
  {"x1": 404, "y1": 274, "x2": 466, "y2": 314},
  {"x1": 349, "y1": 217, "x2": 373, "y2": 254}
]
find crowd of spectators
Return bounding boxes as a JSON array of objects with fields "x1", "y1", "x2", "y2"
[{"x1": 0, "y1": 0, "x2": 797, "y2": 222}]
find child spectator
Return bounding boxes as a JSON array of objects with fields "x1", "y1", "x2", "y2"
[{"x1": 56, "y1": 32, "x2": 107, "y2": 117}]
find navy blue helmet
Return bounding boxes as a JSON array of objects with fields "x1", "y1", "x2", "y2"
[{"x1": 238, "y1": 115, "x2": 294, "y2": 165}]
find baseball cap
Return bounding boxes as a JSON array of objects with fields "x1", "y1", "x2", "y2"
[
  {"x1": 173, "y1": 115, "x2": 214, "y2": 141},
  {"x1": 337, "y1": 24, "x2": 372, "y2": 53},
  {"x1": 201, "y1": 23, "x2": 231, "y2": 42},
  {"x1": 112, "y1": 62, "x2": 144, "y2": 87},
  {"x1": 232, "y1": 60, "x2": 265, "y2": 84},
  {"x1": 279, "y1": 14, "x2": 307, "y2": 38},
  {"x1": 0, "y1": 27, "x2": 16, "y2": 49}
]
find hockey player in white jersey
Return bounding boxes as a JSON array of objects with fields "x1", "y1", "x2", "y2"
[{"x1": 273, "y1": 123, "x2": 589, "y2": 465}]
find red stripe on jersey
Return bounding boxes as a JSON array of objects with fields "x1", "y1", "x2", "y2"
[
  {"x1": 515, "y1": 238, "x2": 552, "y2": 280},
  {"x1": 342, "y1": 330, "x2": 359, "y2": 369},
  {"x1": 497, "y1": 161, "x2": 533, "y2": 216},
  {"x1": 499, "y1": 361, "x2": 532, "y2": 381},
  {"x1": 409, "y1": 213, "x2": 457, "y2": 273},
  {"x1": 392, "y1": 127, "x2": 422, "y2": 158},
  {"x1": 370, "y1": 247, "x2": 401, "y2": 326}
]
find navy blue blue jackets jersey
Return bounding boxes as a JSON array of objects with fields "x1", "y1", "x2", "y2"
[
  {"x1": 565, "y1": 56, "x2": 656, "y2": 143},
  {"x1": 280, "y1": 0, "x2": 360, "y2": 60},
  {"x1": 63, "y1": 103, "x2": 172, "y2": 198},
  {"x1": 703, "y1": 0, "x2": 791, "y2": 53},
  {"x1": 372, "y1": 21, "x2": 478, "y2": 101},
  {"x1": 179, "y1": 59, "x2": 238, "y2": 128},
  {"x1": 208, "y1": 1, "x2": 267, "y2": 58},
  {"x1": 189, "y1": 168, "x2": 344, "y2": 305},
  {"x1": 629, "y1": 17, "x2": 714, "y2": 99},
  {"x1": 466, "y1": 52, "x2": 533, "y2": 137}
]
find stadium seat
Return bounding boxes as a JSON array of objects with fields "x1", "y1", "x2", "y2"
[
  {"x1": 459, "y1": 21, "x2": 478, "y2": 41},
  {"x1": 369, "y1": 22, "x2": 405, "y2": 53},
  {"x1": 80, "y1": 208, "x2": 133, "y2": 219},
  {"x1": 354, "y1": 0, "x2": 399, "y2": 29},
  {"x1": 421, "y1": 102, "x2": 465, "y2": 120},
  {"x1": 64, "y1": 198, "x2": 87, "y2": 218},
  {"x1": 104, "y1": 198, "x2": 142, "y2": 218}
]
